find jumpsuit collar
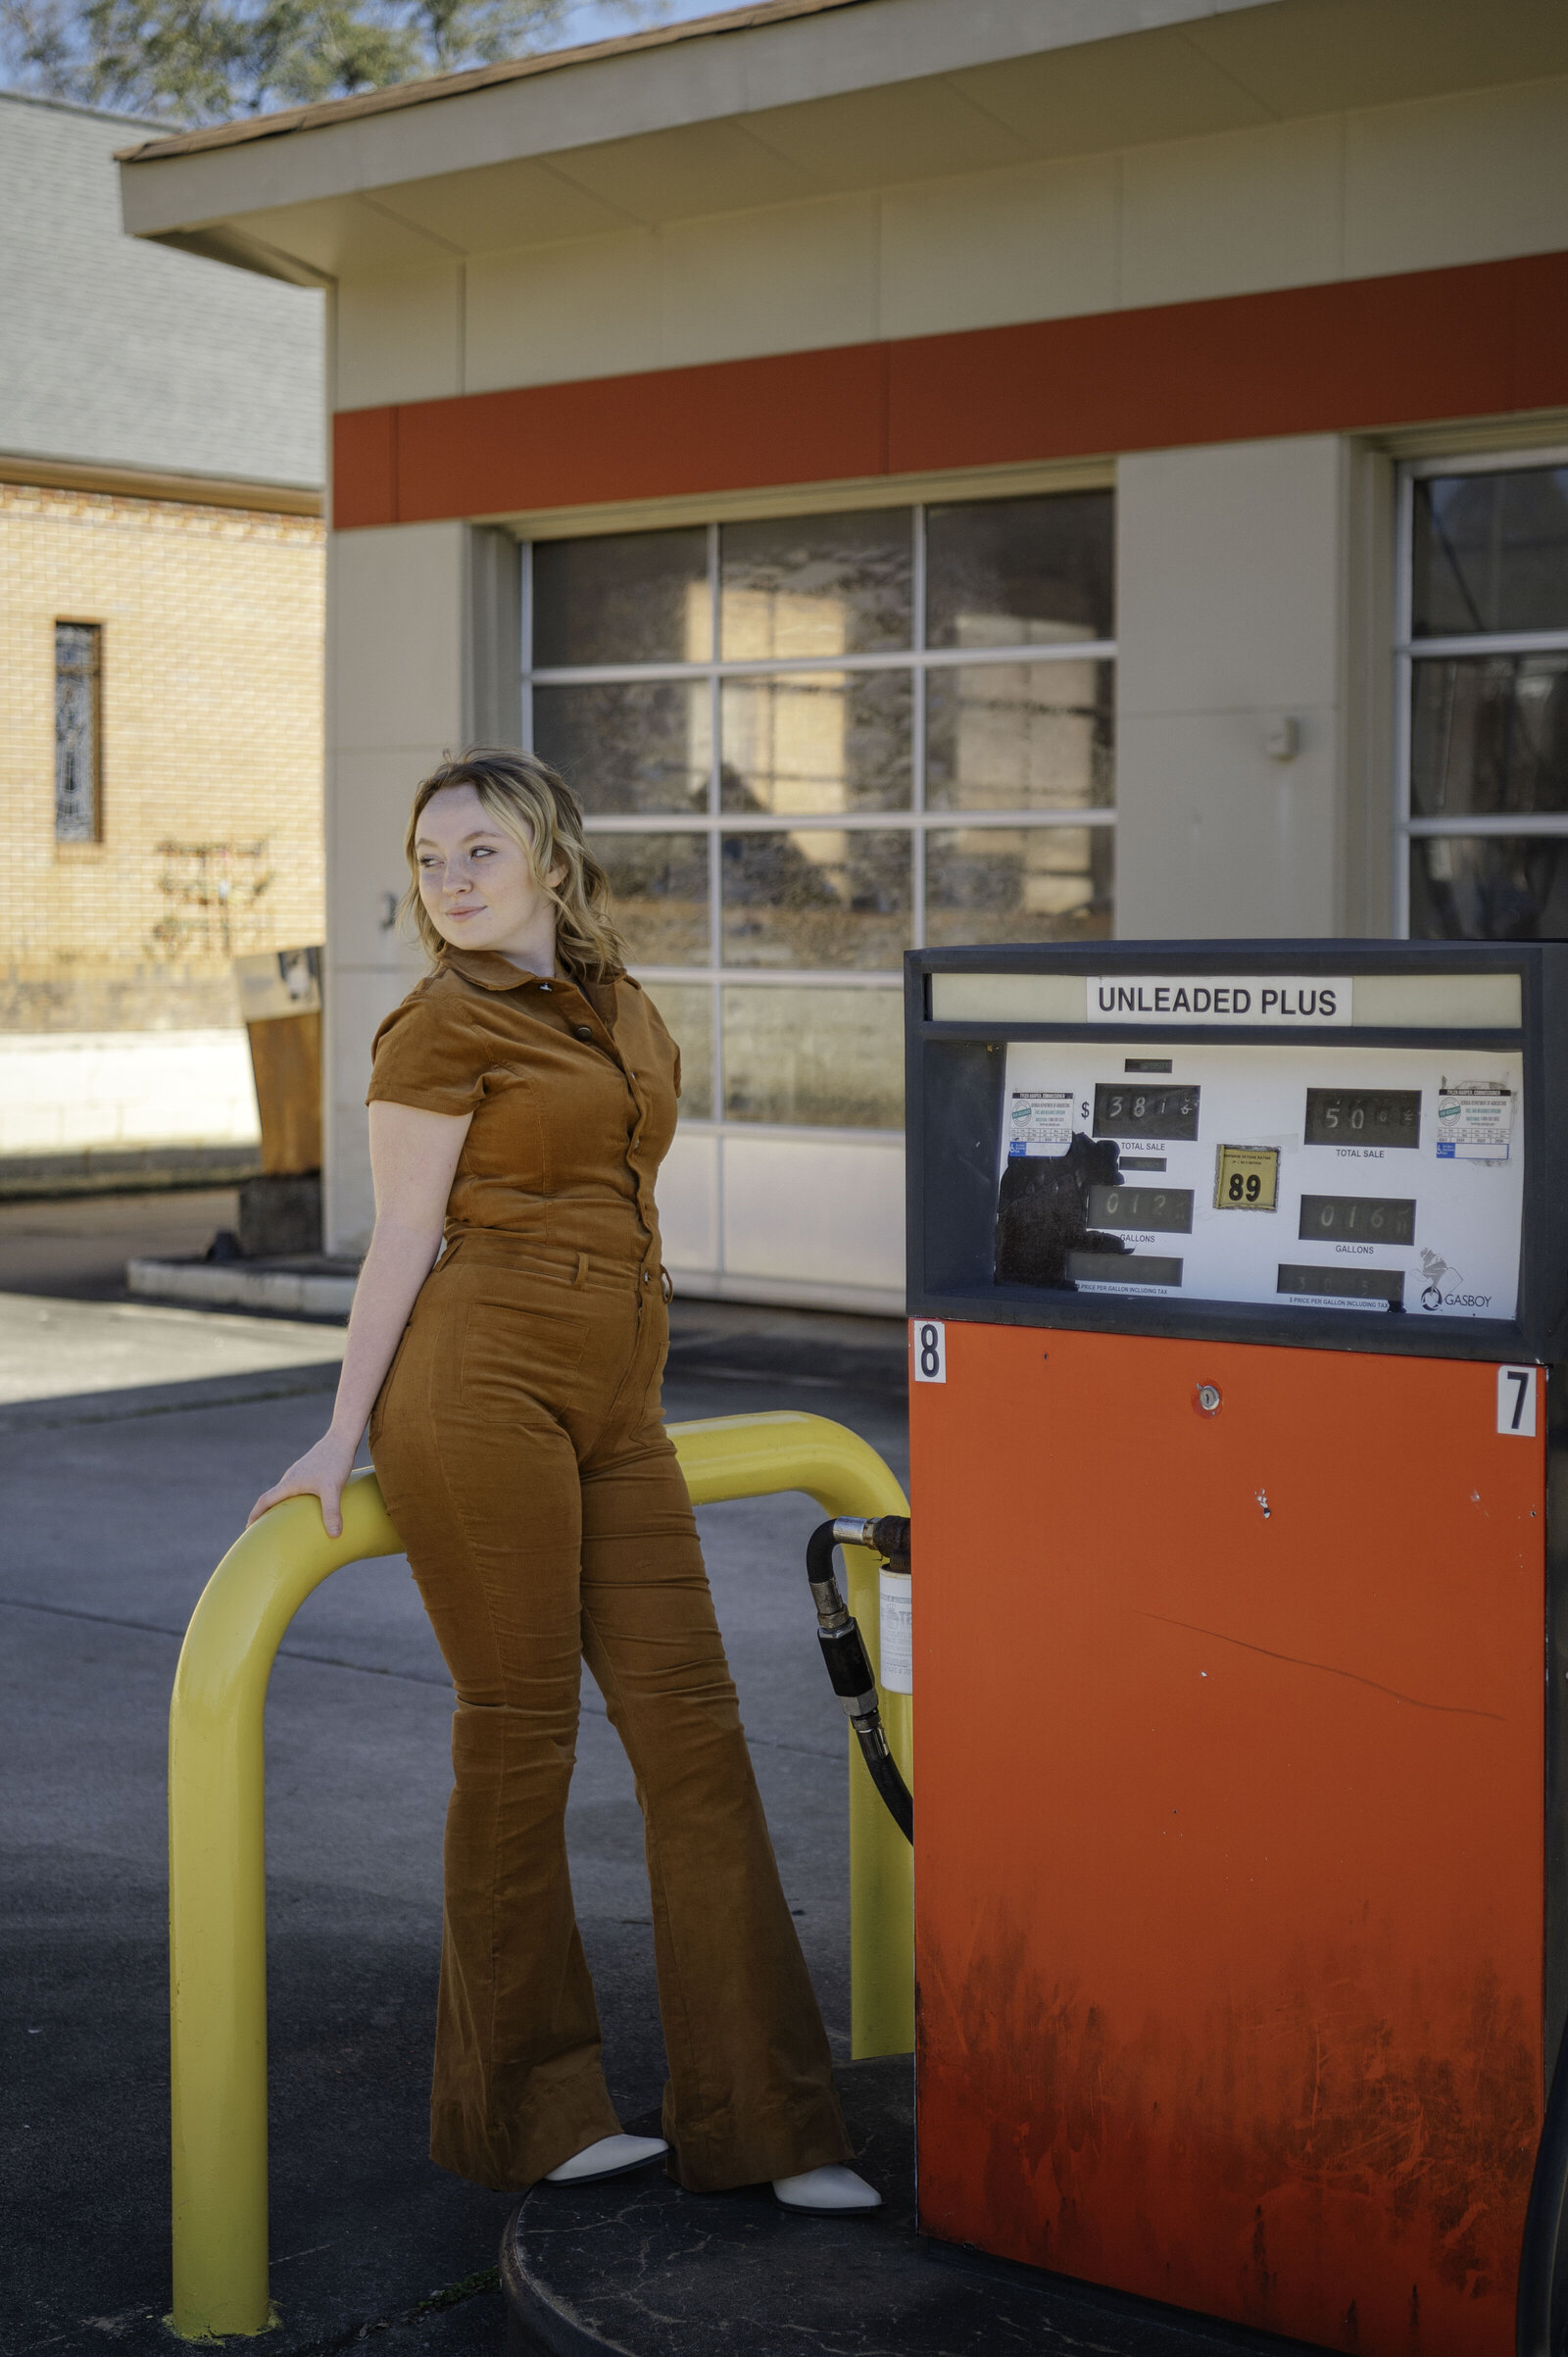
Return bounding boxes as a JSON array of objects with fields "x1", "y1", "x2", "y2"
[{"x1": 440, "y1": 948, "x2": 580, "y2": 996}]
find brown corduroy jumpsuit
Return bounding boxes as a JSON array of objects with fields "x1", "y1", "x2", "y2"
[{"x1": 365, "y1": 946, "x2": 853, "y2": 2194}]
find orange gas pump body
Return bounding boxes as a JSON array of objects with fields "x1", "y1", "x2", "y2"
[{"x1": 911, "y1": 1319, "x2": 1546, "y2": 2357}]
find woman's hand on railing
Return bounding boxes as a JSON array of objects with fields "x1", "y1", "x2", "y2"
[{"x1": 246, "y1": 1432, "x2": 360, "y2": 1538}]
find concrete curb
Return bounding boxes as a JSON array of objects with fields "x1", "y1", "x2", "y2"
[
  {"x1": 126, "y1": 1257, "x2": 357, "y2": 1318},
  {"x1": 0, "y1": 1146, "x2": 262, "y2": 1199}
]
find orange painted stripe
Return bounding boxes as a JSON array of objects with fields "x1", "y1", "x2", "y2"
[
  {"x1": 333, "y1": 401, "x2": 398, "y2": 531},
  {"x1": 332, "y1": 249, "x2": 1568, "y2": 530}
]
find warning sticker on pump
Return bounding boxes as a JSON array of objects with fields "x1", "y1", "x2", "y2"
[
  {"x1": 1436, "y1": 1084, "x2": 1513, "y2": 1161},
  {"x1": 1006, "y1": 1089, "x2": 1074, "y2": 1157}
]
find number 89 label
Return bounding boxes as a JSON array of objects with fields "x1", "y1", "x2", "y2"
[
  {"x1": 911, "y1": 1320, "x2": 947, "y2": 1384},
  {"x1": 1213, "y1": 1144, "x2": 1280, "y2": 1211}
]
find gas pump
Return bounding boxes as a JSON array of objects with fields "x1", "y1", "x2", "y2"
[{"x1": 904, "y1": 942, "x2": 1568, "y2": 2357}]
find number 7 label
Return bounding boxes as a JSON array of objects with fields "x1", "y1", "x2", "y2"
[{"x1": 1496, "y1": 1365, "x2": 1537, "y2": 1436}]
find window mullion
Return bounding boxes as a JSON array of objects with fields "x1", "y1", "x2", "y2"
[
  {"x1": 1399, "y1": 628, "x2": 1568, "y2": 660},
  {"x1": 529, "y1": 641, "x2": 1117, "y2": 686},
  {"x1": 1408, "y1": 813, "x2": 1568, "y2": 836},
  {"x1": 517, "y1": 540, "x2": 533, "y2": 749},
  {"x1": 1394, "y1": 466, "x2": 1416, "y2": 939},
  {"x1": 707, "y1": 520, "x2": 724, "y2": 1152}
]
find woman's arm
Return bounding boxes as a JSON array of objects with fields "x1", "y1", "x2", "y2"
[{"x1": 246, "y1": 1100, "x2": 471, "y2": 1535}]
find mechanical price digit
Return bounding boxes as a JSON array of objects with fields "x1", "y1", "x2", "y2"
[
  {"x1": 1298, "y1": 1195, "x2": 1417, "y2": 1245},
  {"x1": 1303, "y1": 1088, "x2": 1422, "y2": 1149},
  {"x1": 1093, "y1": 1083, "x2": 1200, "y2": 1142},
  {"x1": 1064, "y1": 1252, "x2": 1185, "y2": 1290},
  {"x1": 1277, "y1": 1263, "x2": 1405, "y2": 1306},
  {"x1": 1087, "y1": 1185, "x2": 1196, "y2": 1235}
]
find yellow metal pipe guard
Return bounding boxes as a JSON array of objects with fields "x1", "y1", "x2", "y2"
[{"x1": 168, "y1": 1409, "x2": 911, "y2": 2342}]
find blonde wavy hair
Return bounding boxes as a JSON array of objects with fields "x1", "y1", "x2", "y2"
[{"x1": 402, "y1": 748, "x2": 627, "y2": 983}]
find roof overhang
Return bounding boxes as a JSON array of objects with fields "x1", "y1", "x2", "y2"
[{"x1": 117, "y1": 0, "x2": 1568, "y2": 286}]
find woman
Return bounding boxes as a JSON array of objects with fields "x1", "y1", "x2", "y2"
[{"x1": 249, "y1": 749, "x2": 879, "y2": 2215}]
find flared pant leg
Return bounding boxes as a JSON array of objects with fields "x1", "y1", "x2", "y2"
[
  {"x1": 576, "y1": 1408, "x2": 852, "y2": 2191},
  {"x1": 377, "y1": 1372, "x2": 623, "y2": 2190}
]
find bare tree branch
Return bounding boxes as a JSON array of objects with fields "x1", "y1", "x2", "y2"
[{"x1": 0, "y1": 0, "x2": 667, "y2": 125}]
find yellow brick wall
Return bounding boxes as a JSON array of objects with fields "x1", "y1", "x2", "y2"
[{"x1": 0, "y1": 480, "x2": 325, "y2": 1032}]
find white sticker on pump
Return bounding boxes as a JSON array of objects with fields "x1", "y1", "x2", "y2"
[
  {"x1": 878, "y1": 1570, "x2": 913, "y2": 1694},
  {"x1": 1006, "y1": 1089, "x2": 1074, "y2": 1157},
  {"x1": 1497, "y1": 1366, "x2": 1538, "y2": 1436},
  {"x1": 911, "y1": 1320, "x2": 946, "y2": 1383},
  {"x1": 1437, "y1": 1084, "x2": 1514, "y2": 1161}
]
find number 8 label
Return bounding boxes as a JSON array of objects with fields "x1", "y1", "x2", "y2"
[{"x1": 912, "y1": 1320, "x2": 947, "y2": 1384}]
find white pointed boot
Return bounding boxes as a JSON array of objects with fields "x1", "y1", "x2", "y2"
[
  {"x1": 772, "y1": 2165, "x2": 882, "y2": 2214},
  {"x1": 545, "y1": 2134, "x2": 669, "y2": 2185}
]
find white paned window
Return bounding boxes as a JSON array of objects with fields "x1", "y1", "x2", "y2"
[
  {"x1": 1396, "y1": 454, "x2": 1568, "y2": 939},
  {"x1": 523, "y1": 495, "x2": 1115, "y2": 1131}
]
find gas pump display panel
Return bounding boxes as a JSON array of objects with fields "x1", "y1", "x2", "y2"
[
  {"x1": 997, "y1": 1041, "x2": 1524, "y2": 1320},
  {"x1": 906, "y1": 947, "x2": 1568, "y2": 1361}
]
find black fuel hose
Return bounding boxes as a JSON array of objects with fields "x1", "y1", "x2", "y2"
[
  {"x1": 806, "y1": 1517, "x2": 913, "y2": 1844},
  {"x1": 1516, "y1": 2021, "x2": 1568, "y2": 2357}
]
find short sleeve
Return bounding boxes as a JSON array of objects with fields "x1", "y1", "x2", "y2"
[
  {"x1": 631, "y1": 982, "x2": 681, "y2": 1103},
  {"x1": 366, "y1": 984, "x2": 489, "y2": 1115}
]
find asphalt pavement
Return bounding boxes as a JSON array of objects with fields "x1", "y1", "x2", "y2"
[
  {"x1": 0, "y1": 1195, "x2": 907, "y2": 2357},
  {"x1": 0, "y1": 1187, "x2": 244, "y2": 1301}
]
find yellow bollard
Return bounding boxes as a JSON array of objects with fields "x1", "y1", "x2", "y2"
[
  {"x1": 168, "y1": 1471, "x2": 400, "y2": 2341},
  {"x1": 167, "y1": 1410, "x2": 910, "y2": 2341}
]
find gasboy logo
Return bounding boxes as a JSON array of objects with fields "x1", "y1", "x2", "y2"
[{"x1": 1419, "y1": 1249, "x2": 1492, "y2": 1312}]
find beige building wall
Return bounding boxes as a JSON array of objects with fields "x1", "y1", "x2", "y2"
[
  {"x1": 1114, "y1": 434, "x2": 1402, "y2": 945},
  {"x1": 1116, "y1": 436, "x2": 1350, "y2": 943},
  {"x1": 328, "y1": 73, "x2": 1568, "y2": 408},
  {"x1": 0, "y1": 480, "x2": 325, "y2": 1036},
  {"x1": 323, "y1": 519, "x2": 466, "y2": 1248}
]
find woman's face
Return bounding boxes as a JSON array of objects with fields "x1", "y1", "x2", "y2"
[{"x1": 415, "y1": 784, "x2": 563, "y2": 965}]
